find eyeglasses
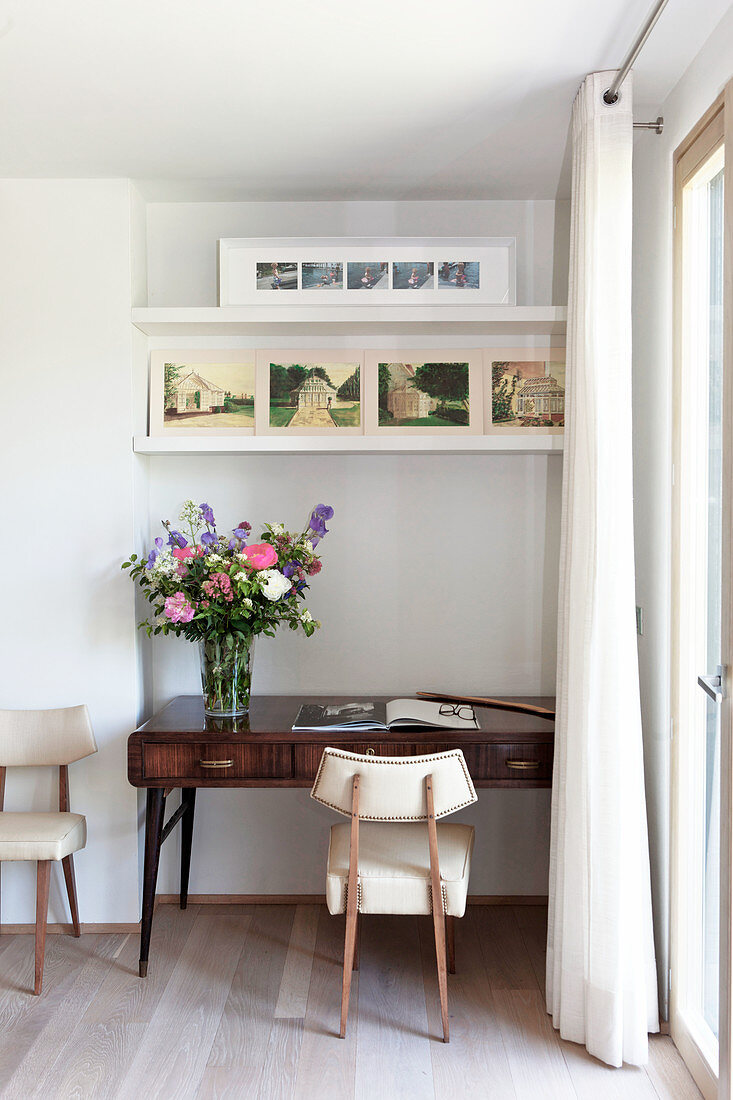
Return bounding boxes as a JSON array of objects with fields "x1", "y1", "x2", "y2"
[{"x1": 439, "y1": 703, "x2": 476, "y2": 723}]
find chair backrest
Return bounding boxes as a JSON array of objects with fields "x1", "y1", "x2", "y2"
[
  {"x1": 0, "y1": 705, "x2": 97, "y2": 767},
  {"x1": 310, "y1": 746, "x2": 477, "y2": 821}
]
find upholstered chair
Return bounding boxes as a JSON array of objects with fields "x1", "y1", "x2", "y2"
[
  {"x1": 310, "y1": 746, "x2": 477, "y2": 1042},
  {"x1": 0, "y1": 705, "x2": 97, "y2": 994}
]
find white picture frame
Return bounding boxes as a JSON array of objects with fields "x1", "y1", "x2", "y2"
[
  {"x1": 218, "y1": 237, "x2": 516, "y2": 307},
  {"x1": 255, "y1": 349, "x2": 364, "y2": 436},
  {"x1": 149, "y1": 349, "x2": 256, "y2": 437},
  {"x1": 483, "y1": 348, "x2": 566, "y2": 434},
  {"x1": 364, "y1": 349, "x2": 483, "y2": 436}
]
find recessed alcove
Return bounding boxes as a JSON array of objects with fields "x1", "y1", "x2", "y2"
[{"x1": 129, "y1": 195, "x2": 567, "y2": 898}]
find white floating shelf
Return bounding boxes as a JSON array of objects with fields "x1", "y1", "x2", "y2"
[
  {"x1": 133, "y1": 435, "x2": 564, "y2": 457},
  {"x1": 131, "y1": 305, "x2": 566, "y2": 338}
]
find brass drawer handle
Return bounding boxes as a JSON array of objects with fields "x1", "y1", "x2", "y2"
[
  {"x1": 365, "y1": 748, "x2": 375, "y2": 756},
  {"x1": 199, "y1": 759, "x2": 234, "y2": 768},
  {"x1": 505, "y1": 760, "x2": 540, "y2": 769}
]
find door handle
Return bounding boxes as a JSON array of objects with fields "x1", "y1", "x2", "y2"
[{"x1": 697, "y1": 667, "x2": 726, "y2": 703}]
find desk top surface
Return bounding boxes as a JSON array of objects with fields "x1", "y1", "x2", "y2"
[{"x1": 133, "y1": 694, "x2": 556, "y2": 743}]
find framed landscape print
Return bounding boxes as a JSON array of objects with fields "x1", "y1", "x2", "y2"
[
  {"x1": 149, "y1": 350, "x2": 256, "y2": 436},
  {"x1": 484, "y1": 349, "x2": 566, "y2": 434},
  {"x1": 255, "y1": 349, "x2": 364, "y2": 435},
  {"x1": 364, "y1": 350, "x2": 483, "y2": 435},
  {"x1": 218, "y1": 237, "x2": 516, "y2": 306}
]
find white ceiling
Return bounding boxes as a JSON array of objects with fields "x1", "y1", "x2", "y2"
[{"x1": 0, "y1": 0, "x2": 730, "y2": 200}]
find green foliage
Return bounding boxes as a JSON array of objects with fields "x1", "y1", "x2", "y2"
[
  {"x1": 411, "y1": 362, "x2": 469, "y2": 408},
  {"x1": 337, "y1": 366, "x2": 360, "y2": 400},
  {"x1": 163, "y1": 363, "x2": 182, "y2": 408},
  {"x1": 378, "y1": 364, "x2": 391, "y2": 409},
  {"x1": 491, "y1": 363, "x2": 517, "y2": 422},
  {"x1": 311, "y1": 366, "x2": 334, "y2": 388},
  {"x1": 329, "y1": 404, "x2": 360, "y2": 427},
  {"x1": 270, "y1": 363, "x2": 309, "y2": 400},
  {"x1": 434, "y1": 403, "x2": 469, "y2": 425}
]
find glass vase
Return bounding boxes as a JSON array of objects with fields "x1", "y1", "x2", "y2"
[{"x1": 198, "y1": 634, "x2": 255, "y2": 718}]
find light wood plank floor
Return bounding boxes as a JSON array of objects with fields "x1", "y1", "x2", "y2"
[{"x1": 0, "y1": 904, "x2": 701, "y2": 1100}]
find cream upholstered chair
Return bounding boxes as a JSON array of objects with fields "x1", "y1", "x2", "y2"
[
  {"x1": 310, "y1": 746, "x2": 477, "y2": 1042},
  {"x1": 0, "y1": 705, "x2": 97, "y2": 994}
]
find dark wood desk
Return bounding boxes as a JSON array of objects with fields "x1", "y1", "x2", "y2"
[{"x1": 128, "y1": 694, "x2": 555, "y2": 976}]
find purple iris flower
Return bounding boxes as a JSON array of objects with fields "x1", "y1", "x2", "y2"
[
  {"x1": 167, "y1": 529, "x2": 188, "y2": 549},
  {"x1": 201, "y1": 531, "x2": 218, "y2": 549},
  {"x1": 282, "y1": 560, "x2": 298, "y2": 579},
  {"x1": 228, "y1": 526, "x2": 250, "y2": 551},
  {"x1": 308, "y1": 504, "x2": 334, "y2": 545},
  {"x1": 200, "y1": 502, "x2": 216, "y2": 527},
  {"x1": 146, "y1": 536, "x2": 164, "y2": 569}
]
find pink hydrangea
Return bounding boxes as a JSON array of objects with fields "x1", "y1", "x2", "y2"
[
  {"x1": 243, "y1": 543, "x2": 278, "y2": 570},
  {"x1": 164, "y1": 591, "x2": 195, "y2": 623},
  {"x1": 202, "y1": 572, "x2": 234, "y2": 603}
]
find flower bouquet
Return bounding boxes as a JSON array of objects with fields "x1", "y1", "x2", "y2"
[{"x1": 123, "y1": 500, "x2": 333, "y2": 717}]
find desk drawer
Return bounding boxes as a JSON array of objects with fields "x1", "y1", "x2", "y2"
[
  {"x1": 292, "y1": 740, "x2": 552, "y2": 783},
  {"x1": 484, "y1": 743, "x2": 553, "y2": 781},
  {"x1": 293, "y1": 741, "x2": 422, "y2": 779},
  {"x1": 142, "y1": 742, "x2": 292, "y2": 780}
]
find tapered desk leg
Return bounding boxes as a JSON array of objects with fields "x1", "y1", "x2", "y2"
[
  {"x1": 180, "y1": 788, "x2": 196, "y2": 910},
  {"x1": 139, "y1": 787, "x2": 165, "y2": 978}
]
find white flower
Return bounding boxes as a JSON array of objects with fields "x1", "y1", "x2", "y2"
[
  {"x1": 155, "y1": 612, "x2": 168, "y2": 626},
  {"x1": 152, "y1": 550, "x2": 177, "y2": 577},
  {"x1": 270, "y1": 523, "x2": 286, "y2": 536},
  {"x1": 205, "y1": 554, "x2": 223, "y2": 569},
  {"x1": 259, "y1": 569, "x2": 292, "y2": 602},
  {"x1": 178, "y1": 500, "x2": 201, "y2": 528},
  {"x1": 300, "y1": 609, "x2": 313, "y2": 623},
  {"x1": 241, "y1": 598, "x2": 253, "y2": 611}
]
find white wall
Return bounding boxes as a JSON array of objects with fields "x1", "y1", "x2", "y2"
[
  {"x1": 0, "y1": 179, "x2": 140, "y2": 923},
  {"x1": 632, "y1": 3, "x2": 733, "y2": 1015},
  {"x1": 143, "y1": 197, "x2": 567, "y2": 897},
  {"x1": 145, "y1": 198, "x2": 568, "y2": 307},
  {"x1": 148, "y1": 452, "x2": 560, "y2": 896}
]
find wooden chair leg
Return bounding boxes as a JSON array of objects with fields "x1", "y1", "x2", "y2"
[
  {"x1": 446, "y1": 915, "x2": 456, "y2": 974},
  {"x1": 432, "y1": 902, "x2": 450, "y2": 1042},
  {"x1": 35, "y1": 861, "x2": 51, "y2": 995},
  {"x1": 341, "y1": 904, "x2": 358, "y2": 1037},
  {"x1": 352, "y1": 914, "x2": 359, "y2": 971},
  {"x1": 62, "y1": 854, "x2": 81, "y2": 936}
]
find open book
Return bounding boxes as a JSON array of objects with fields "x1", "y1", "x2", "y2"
[{"x1": 292, "y1": 699, "x2": 478, "y2": 732}]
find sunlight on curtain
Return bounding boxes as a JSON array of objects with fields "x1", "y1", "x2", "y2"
[{"x1": 546, "y1": 70, "x2": 660, "y2": 1068}]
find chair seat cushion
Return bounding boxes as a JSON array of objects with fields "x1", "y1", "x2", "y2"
[
  {"x1": 0, "y1": 812, "x2": 86, "y2": 861},
  {"x1": 326, "y1": 821, "x2": 474, "y2": 917}
]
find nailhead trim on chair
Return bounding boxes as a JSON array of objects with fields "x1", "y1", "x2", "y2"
[
  {"x1": 340, "y1": 878, "x2": 450, "y2": 915},
  {"x1": 311, "y1": 748, "x2": 477, "y2": 820}
]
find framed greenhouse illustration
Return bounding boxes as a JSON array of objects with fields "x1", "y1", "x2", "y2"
[
  {"x1": 484, "y1": 349, "x2": 566, "y2": 434},
  {"x1": 255, "y1": 349, "x2": 364, "y2": 436},
  {"x1": 149, "y1": 350, "x2": 256, "y2": 437},
  {"x1": 363, "y1": 349, "x2": 483, "y2": 435}
]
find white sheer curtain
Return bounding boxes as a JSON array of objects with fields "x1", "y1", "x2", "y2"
[{"x1": 546, "y1": 71, "x2": 659, "y2": 1068}]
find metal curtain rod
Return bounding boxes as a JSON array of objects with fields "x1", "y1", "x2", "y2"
[{"x1": 603, "y1": 0, "x2": 670, "y2": 105}]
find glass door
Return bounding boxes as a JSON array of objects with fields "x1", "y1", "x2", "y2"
[{"x1": 672, "y1": 113, "x2": 725, "y2": 1100}]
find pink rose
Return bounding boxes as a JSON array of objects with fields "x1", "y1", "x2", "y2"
[
  {"x1": 172, "y1": 547, "x2": 195, "y2": 561},
  {"x1": 243, "y1": 542, "x2": 278, "y2": 570},
  {"x1": 164, "y1": 591, "x2": 195, "y2": 624}
]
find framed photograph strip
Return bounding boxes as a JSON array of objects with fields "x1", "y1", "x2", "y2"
[
  {"x1": 364, "y1": 350, "x2": 483, "y2": 435},
  {"x1": 149, "y1": 349, "x2": 256, "y2": 437},
  {"x1": 255, "y1": 349, "x2": 364, "y2": 436},
  {"x1": 219, "y1": 237, "x2": 516, "y2": 307},
  {"x1": 484, "y1": 349, "x2": 566, "y2": 434}
]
